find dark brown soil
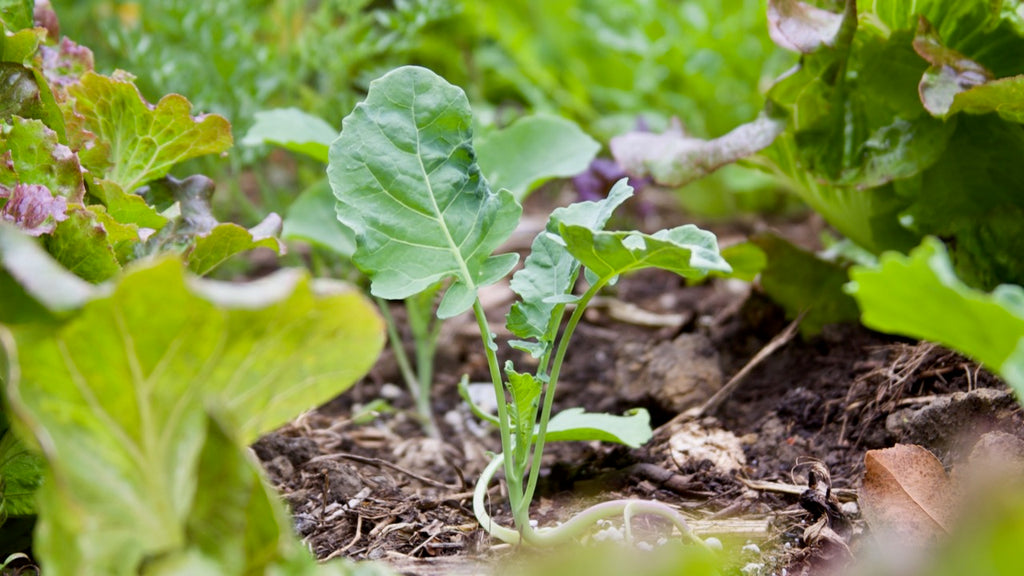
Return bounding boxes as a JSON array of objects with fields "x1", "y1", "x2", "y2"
[{"x1": 252, "y1": 194, "x2": 1024, "y2": 576}]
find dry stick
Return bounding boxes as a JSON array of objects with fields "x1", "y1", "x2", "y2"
[
  {"x1": 698, "y1": 311, "x2": 806, "y2": 417},
  {"x1": 308, "y1": 453, "x2": 458, "y2": 490}
]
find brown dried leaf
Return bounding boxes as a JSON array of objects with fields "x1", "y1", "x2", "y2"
[{"x1": 860, "y1": 444, "x2": 955, "y2": 548}]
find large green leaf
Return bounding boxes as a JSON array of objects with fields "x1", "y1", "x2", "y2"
[
  {"x1": 543, "y1": 408, "x2": 652, "y2": 448},
  {"x1": 847, "y1": 237, "x2": 1024, "y2": 396},
  {"x1": 1, "y1": 256, "x2": 383, "y2": 573},
  {"x1": 0, "y1": 410, "x2": 42, "y2": 519},
  {"x1": 560, "y1": 224, "x2": 731, "y2": 281},
  {"x1": 328, "y1": 66, "x2": 521, "y2": 319},
  {"x1": 241, "y1": 107, "x2": 336, "y2": 163},
  {"x1": 475, "y1": 114, "x2": 599, "y2": 201},
  {"x1": 506, "y1": 178, "x2": 633, "y2": 355},
  {"x1": 67, "y1": 71, "x2": 233, "y2": 193}
]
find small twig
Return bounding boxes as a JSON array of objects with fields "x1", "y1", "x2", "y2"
[
  {"x1": 698, "y1": 311, "x2": 805, "y2": 417},
  {"x1": 308, "y1": 452, "x2": 458, "y2": 490},
  {"x1": 328, "y1": 515, "x2": 364, "y2": 559}
]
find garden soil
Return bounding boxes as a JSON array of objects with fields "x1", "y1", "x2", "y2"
[{"x1": 253, "y1": 191, "x2": 1024, "y2": 576}]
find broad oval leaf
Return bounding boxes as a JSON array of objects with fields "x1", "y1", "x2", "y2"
[
  {"x1": 543, "y1": 407, "x2": 652, "y2": 448},
  {"x1": 329, "y1": 65, "x2": 521, "y2": 318},
  {"x1": 475, "y1": 114, "x2": 600, "y2": 201},
  {"x1": 560, "y1": 223, "x2": 731, "y2": 282},
  {"x1": 242, "y1": 107, "x2": 336, "y2": 163}
]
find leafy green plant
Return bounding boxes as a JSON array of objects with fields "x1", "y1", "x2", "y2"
[
  {"x1": 244, "y1": 105, "x2": 598, "y2": 437},
  {"x1": 329, "y1": 65, "x2": 729, "y2": 545}
]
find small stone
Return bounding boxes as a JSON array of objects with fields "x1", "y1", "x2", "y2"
[{"x1": 703, "y1": 537, "x2": 723, "y2": 551}]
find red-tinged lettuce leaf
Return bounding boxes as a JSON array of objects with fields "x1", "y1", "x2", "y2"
[
  {"x1": 328, "y1": 66, "x2": 521, "y2": 319},
  {"x1": 0, "y1": 116, "x2": 84, "y2": 202},
  {"x1": 241, "y1": 107, "x2": 335, "y2": 163},
  {"x1": 767, "y1": 0, "x2": 844, "y2": 53},
  {"x1": 39, "y1": 37, "x2": 94, "y2": 90},
  {"x1": 1, "y1": 257, "x2": 384, "y2": 573},
  {"x1": 43, "y1": 205, "x2": 121, "y2": 282},
  {"x1": 141, "y1": 175, "x2": 282, "y2": 275},
  {"x1": 506, "y1": 178, "x2": 633, "y2": 356},
  {"x1": 475, "y1": 114, "x2": 600, "y2": 202},
  {"x1": 0, "y1": 183, "x2": 66, "y2": 236},
  {"x1": 611, "y1": 116, "x2": 784, "y2": 188},
  {"x1": 847, "y1": 237, "x2": 1024, "y2": 396},
  {"x1": 913, "y1": 17, "x2": 993, "y2": 116},
  {"x1": 67, "y1": 71, "x2": 232, "y2": 193}
]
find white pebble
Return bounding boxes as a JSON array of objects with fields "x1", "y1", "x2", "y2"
[
  {"x1": 740, "y1": 562, "x2": 764, "y2": 576},
  {"x1": 742, "y1": 543, "x2": 761, "y2": 555},
  {"x1": 703, "y1": 537, "x2": 723, "y2": 551}
]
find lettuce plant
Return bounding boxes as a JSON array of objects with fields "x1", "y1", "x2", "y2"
[
  {"x1": 329, "y1": 65, "x2": 729, "y2": 545},
  {"x1": 244, "y1": 105, "x2": 598, "y2": 438}
]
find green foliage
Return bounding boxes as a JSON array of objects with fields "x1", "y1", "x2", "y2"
[
  {"x1": 331, "y1": 65, "x2": 729, "y2": 545},
  {"x1": 847, "y1": 238, "x2": 1024, "y2": 396},
  {"x1": 243, "y1": 108, "x2": 335, "y2": 164},
  {"x1": 328, "y1": 66, "x2": 522, "y2": 319},
  {"x1": 0, "y1": 230, "x2": 385, "y2": 574},
  {"x1": 475, "y1": 114, "x2": 599, "y2": 201}
]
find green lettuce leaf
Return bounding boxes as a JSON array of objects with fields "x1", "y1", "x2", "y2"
[
  {"x1": 66, "y1": 71, "x2": 233, "y2": 193},
  {"x1": 0, "y1": 410, "x2": 41, "y2": 519},
  {"x1": 0, "y1": 0, "x2": 32, "y2": 31},
  {"x1": 847, "y1": 237, "x2": 1024, "y2": 396},
  {"x1": 1, "y1": 256, "x2": 384, "y2": 573},
  {"x1": 949, "y1": 75, "x2": 1024, "y2": 123},
  {"x1": 475, "y1": 114, "x2": 599, "y2": 201},
  {"x1": 43, "y1": 205, "x2": 121, "y2": 282},
  {"x1": 0, "y1": 116, "x2": 84, "y2": 202},
  {"x1": 242, "y1": 107, "x2": 336, "y2": 163},
  {"x1": 328, "y1": 65, "x2": 521, "y2": 319}
]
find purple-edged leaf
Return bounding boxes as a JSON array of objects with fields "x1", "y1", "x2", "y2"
[
  {"x1": 913, "y1": 17, "x2": 993, "y2": 117},
  {"x1": 767, "y1": 0, "x2": 843, "y2": 53},
  {"x1": 39, "y1": 37, "x2": 94, "y2": 89},
  {"x1": 67, "y1": 71, "x2": 232, "y2": 192},
  {"x1": 328, "y1": 66, "x2": 521, "y2": 319},
  {"x1": 0, "y1": 117, "x2": 84, "y2": 201},
  {"x1": 506, "y1": 178, "x2": 633, "y2": 354},
  {"x1": 611, "y1": 116, "x2": 784, "y2": 188},
  {"x1": 0, "y1": 183, "x2": 66, "y2": 236}
]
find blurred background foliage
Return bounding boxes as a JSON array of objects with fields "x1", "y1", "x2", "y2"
[{"x1": 53, "y1": 0, "x2": 798, "y2": 228}]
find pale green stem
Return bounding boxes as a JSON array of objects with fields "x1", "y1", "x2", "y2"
[
  {"x1": 376, "y1": 297, "x2": 439, "y2": 438},
  {"x1": 519, "y1": 280, "x2": 606, "y2": 515},
  {"x1": 471, "y1": 300, "x2": 525, "y2": 524},
  {"x1": 475, "y1": 453, "x2": 708, "y2": 549}
]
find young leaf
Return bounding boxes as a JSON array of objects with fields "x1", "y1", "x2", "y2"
[
  {"x1": 328, "y1": 65, "x2": 521, "y2": 319},
  {"x1": 66, "y1": 71, "x2": 233, "y2": 193},
  {"x1": 475, "y1": 114, "x2": 600, "y2": 201},
  {"x1": 505, "y1": 364, "x2": 542, "y2": 467},
  {"x1": 542, "y1": 408, "x2": 652, "y2": 448},
  {"x1": 847, "y1": 237, "x2": 1024, "y2": 395},
  {"x1": 507, "y1": 178, "x2": 633, "y2": 354},
  {"x1": 187, "y1": 215, "x2": 283, "y2": 276},
  {"x1": 2, "y1": 257, "x2": 384, "y2": 573},
  {"x1": 242, "y1": 107, "x2": 336, "y2": 163},
  {"x1": 560, "y1": 224, "x2": 731, "y2": 282}
]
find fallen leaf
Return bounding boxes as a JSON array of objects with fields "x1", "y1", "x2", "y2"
[{"x1": 860, "y1": 444, "x2": 956, "y2": 548}]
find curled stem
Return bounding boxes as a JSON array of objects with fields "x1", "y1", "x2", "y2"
[{"x1": 474, "y1": 453, "x2": 710, "y2": 549}]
